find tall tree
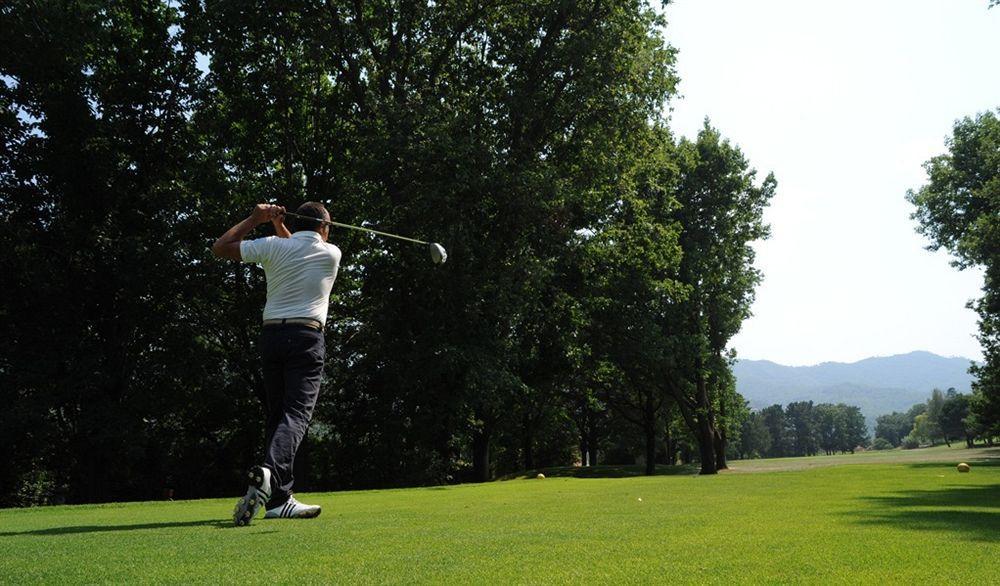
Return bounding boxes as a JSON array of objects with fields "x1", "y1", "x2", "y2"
[
  {"x1": 759, "y1": 404, "x2": 789, "y2": 458},
  {"x1": 924, "y1": 388, "x2": 948, "y2": 445},
  {"x1": 840, "y1": 405, "x2": 868, "y2": 453},
  {"x1": 785, "y1": 401, "x2": 818, "y2": 457},
  {"x1": 814, "y1": 404, "x2": 845, "y2": 456},
  {"x1": 584, "y1": 147, "x2": 686, "y2": 475},
  {"x1": 0, "y1": 0, "x2": 211, "y2": 505},
  {"x1": 940, "y1": 390, "x2": 974, "y2": 448},
  {"x1": 662, "y1": 123, "x2": 774, "y2": 473},
  {"x1": 908, "y1": 110, "x2": 1000, "y2": 438},
  {"x1": 737, "y1": 411, "x2": 772, "y2": 459}
]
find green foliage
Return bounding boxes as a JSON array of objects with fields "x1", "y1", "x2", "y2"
[
  {"x1": 924, "y1": 388, "x2": 947, "y2": 442},
  {"x1": 939, "y1": 390, "x2": 973, "y2": 445},
  {"x1": 785, "y1": 401, "x2": 819, "y2": 457},
  {"x1": 871, "y1": 437, "x2": 893, "y2": 450},
  {"x1": 752, "y1": 402, "x2": 866, "y2": 458},
  {"x1": 0, "y1": 0, "x2": 770, "y2": 501},
  {"x1": 911, "y1": 414, "x2": 934, "y2": 444},
  {"x1": 908, "y1": 110, "x2": 1000, "y2": 438},
  {"x1": 736, "y1": 410, "x2": 772, "y2": 459},
  {"x1": 876, "y1": 411, "x2": 913, "y2": 447},
  {"x1": 0, "y1": 0, "x2": 228, "y2": 505},
  {"x1": 886, "y1": 389, "x2": 988, "y2": 450},
  {"x1": 759, "y1": 404, "x2": 790, "y2": 457},
  {"x1": 901, "y1": 435, "x2": 921, "y2": 450}
]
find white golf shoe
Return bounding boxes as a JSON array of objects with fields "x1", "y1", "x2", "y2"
[
  {"x1": 233, "y1": 465, "x2": 272, "y2": 527},
  {"x1": 264, "y1": 495, "x2": 322, "y2": 519}
]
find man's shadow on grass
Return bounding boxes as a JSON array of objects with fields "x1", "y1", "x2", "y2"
[
  {"x1": 847, "y1": 461, "x2": 1000, "y2": 542},
  {"x1": 0, "y1": 519, "x2": 276, "y2": 537}
]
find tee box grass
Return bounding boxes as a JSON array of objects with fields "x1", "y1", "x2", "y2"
[{"x1": 1, "y1": 445, "x2": 997, "y2": 584}]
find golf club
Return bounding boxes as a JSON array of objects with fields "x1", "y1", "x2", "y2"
[{"x1": 281, "y1": 211, "x2": 447, "y2": 264}]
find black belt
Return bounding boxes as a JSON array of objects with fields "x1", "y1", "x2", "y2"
[{"x1": 262, "y1": 317, "x2": 323, "y2": 331}]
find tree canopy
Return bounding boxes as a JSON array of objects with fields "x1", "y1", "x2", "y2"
[{"x1": 0, "y1": 0, "x2": 776, "y2": 505}]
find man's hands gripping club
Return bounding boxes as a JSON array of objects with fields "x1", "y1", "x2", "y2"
[{"x1": 211, "y1": 204, "x2": 289, "y2": 261}]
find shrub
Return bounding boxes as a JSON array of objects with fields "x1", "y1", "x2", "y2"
[
  {"x1": 901, "y1": 435, "x2": 921, "y2": 450},
  {"x1": 872, "y1": 437, "x2": 894, "y2": 451}
]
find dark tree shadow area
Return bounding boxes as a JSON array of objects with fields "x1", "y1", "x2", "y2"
[
  {"x1": 849, "y1": 463, "x2": 1000, "y2": 542},
  {"x1": 501, "y1": 464, "x2": 700, "y2": 481},
  {"x1": 0, "y1": 519, "x2": 245, "y2": 537}
]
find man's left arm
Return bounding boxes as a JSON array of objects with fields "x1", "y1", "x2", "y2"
[{"x1": 272, "y1": 214, "x2": 291, "y2": 238}]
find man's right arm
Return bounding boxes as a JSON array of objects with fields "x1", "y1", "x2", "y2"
[{"x1": 211, "y1": 204, "x2": 284, "y2": 261}]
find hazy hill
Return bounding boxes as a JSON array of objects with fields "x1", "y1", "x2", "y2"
[{"x1": 734, "y1": 351, "x2": 976, "y2": 421}]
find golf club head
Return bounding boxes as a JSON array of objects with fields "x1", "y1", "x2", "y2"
[{"x1": 429, "y1": 243, "x2": 447, "y2": 264}]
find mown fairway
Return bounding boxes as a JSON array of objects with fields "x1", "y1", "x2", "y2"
[{"x1": 2, "y1": 447, "x2": 997, "y2": 585}]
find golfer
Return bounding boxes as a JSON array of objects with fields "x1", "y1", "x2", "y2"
[{"x1": 212, "y1": 202, "x2": 341, "y2": 525}]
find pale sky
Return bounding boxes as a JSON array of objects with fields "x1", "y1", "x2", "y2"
[{"x1": 664, "y1": 0, "x2": 998, "y2": 366}]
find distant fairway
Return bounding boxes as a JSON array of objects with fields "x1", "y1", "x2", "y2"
[{"x1": 2, "y1": 446, "x2": 998, "y2": 584}]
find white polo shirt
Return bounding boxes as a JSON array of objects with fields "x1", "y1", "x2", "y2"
[{"x1": 240, "y1": 231, "x2": 341, "y2": 323}]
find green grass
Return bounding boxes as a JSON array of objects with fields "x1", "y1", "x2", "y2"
[{"x1": 2, "y1": 446, "x2": 998, "y2": 584}]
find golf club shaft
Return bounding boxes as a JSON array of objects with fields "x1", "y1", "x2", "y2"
[{"x1": 281, "y1": 211, "x2": 430, "y2": 246}]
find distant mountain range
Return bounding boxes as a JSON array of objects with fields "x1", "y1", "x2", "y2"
[{"x1": 734, "y1": 351, "x2": 976, "y2": 424}]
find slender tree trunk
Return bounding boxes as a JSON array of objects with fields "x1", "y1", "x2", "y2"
[
  {"x1": 714, "y1": 398, "x2": 729, "y2": 469},
  {"x1": 522, "y1": 414, "x2": 535, "y2": 470},
  {"x1": 966, "y1": 434, "x2": 974, "y2": 449},
  {"x1": 644, "y1": 394, "x2": 656, "y2": 476},
  {"x1": 577, "y1": 408, "x2": 596, "y2": 466},
  {"x1": 587, "y1": 428, "x2": 598, "y2": 467},
  {"x1": 472, "y1": 430, "x2": 491, "y2": 482},
  {"x1": 587, "y1": 424, "x2": 599, "y2": 467},
  {"x1": 694, "y1": 357, "x2": 718, "y2": 475},
  {"x1": 713, "y1": 428, "x2": 728, "y2": 470},
  {"x1": 664, "y1": 420, "x2": 675, "y2": 466},
  {"x1": 711, "y1": 353, "x2": 728, "y2": 470},
  {"x1": 697, "y1": 417, "x2": 717, "y2": 474}
]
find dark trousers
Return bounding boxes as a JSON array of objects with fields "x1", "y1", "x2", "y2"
[{"x1": 260, "y1": 324, "x2": 325, "y2": 506}]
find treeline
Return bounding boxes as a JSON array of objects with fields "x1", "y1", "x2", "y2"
[
  {"x1": 735, "y1": 402, "x2": 868, "y2": 459},
  {"x1": 874, "y1": 389, "x2": 994, "y2": 450},
  {"x1": 0, "y1": 1, "x2": 772, "y2": 506}
]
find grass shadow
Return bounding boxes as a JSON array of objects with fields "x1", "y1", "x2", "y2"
[
  {"x1": 501, "y1": 463, "x2": 699, "y2": 481},
  {"x1": 902, "y1": 459, "x2": 1000, "y2": 470},
  {"x1": 0, "y1": 519, "x2": 234, "y2": 537},
  {"x1": 848, "y1": 483, "x2": 1000, "y2": 542}
]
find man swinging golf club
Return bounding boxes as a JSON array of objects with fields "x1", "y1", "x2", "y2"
[{"x1": 212, "y1": 202, "x2": 341, "y2": 525}]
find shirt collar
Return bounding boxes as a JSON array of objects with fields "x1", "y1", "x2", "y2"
[{"x1": 291, "y1": 231, "x2": 323, "y2": 242}]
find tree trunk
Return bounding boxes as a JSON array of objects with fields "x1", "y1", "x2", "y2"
[
  {"x1": 578, "y1": 409, "x2": 597, "y2": 466},
  {"x1": 713, "y1": 358, "x2": 729, "y2": 470},
  {"x1": 664, "y1": 420, "x2": 675, "y2": 466},
  {"x1": 644, "y1": 395, "x2": 657, "y2": 476},
  {"x1": 694, "y1": 357, "x2": 718, "y2": 475},
  {"x1": 472, "y1": 431, "x2": 491, "y2": 482},
  {"x1": 522, "y1": 415, "x2": 535, "y2": 470},
  {"x1": 966, "y1": 434, "x2": 974, "y2": 449},
  {"x1": 587, "y1": 428, "x2": 598, "y2": 467},
  {"x1": 713, "y1": 428, "x2": 728, "y2": 470},
  {"x1": 697, "y1": 417, "x2": 717, "y2": 475}
]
